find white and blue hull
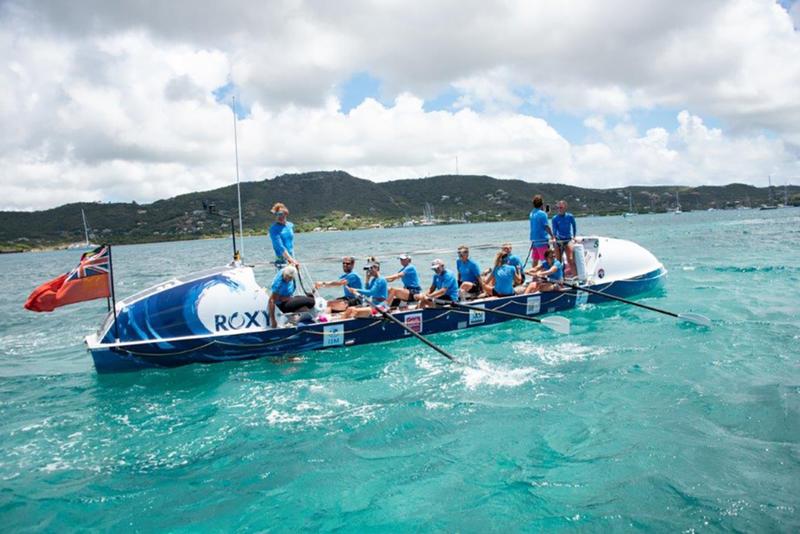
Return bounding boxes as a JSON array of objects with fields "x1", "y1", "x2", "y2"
[{"x1": 85, "y1": 237, "x2": 667, "y2": 373}]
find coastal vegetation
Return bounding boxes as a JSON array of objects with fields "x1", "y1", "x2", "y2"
[{"x1": 1, "y1": 171, "x2": 798, "y2": 252}]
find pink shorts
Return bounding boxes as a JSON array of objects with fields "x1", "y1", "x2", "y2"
[{"x1": 531, "y1": 245, "x2": 549, "y2": 263}]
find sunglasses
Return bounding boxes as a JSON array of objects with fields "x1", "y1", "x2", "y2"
[{"x1": 275, "y1": 211, "x2": 286, "y2": 216}]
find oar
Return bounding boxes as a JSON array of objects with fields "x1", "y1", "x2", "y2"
[
  {"x1": 555, "y1": 279, "x2": 712, "y2": 327},
  {"x1": 520, "y1": 242, "x2": 535, "y2": 271},
  {"x1": 364, "y1": 299, "x2": 459, "y2": 362},
  {"x1": 434, "y1": 299, "x2": 570, "y2": 334}
]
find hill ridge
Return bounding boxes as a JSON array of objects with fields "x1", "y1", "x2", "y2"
[{"x1": 1, "y1": 171, "x2": 797, "y2": 251}]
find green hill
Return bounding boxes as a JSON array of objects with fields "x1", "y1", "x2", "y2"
[{"x1": 1, "y1": 171, "x2": 797, "y2": 252}]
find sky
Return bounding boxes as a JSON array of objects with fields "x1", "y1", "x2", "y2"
[{"x1": 1, "y1": 0, "x2": 799, "y2": 211}]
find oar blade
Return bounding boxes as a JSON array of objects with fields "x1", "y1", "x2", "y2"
[
  {"x1": 678, "y1": 312, "x2": 712, "y2": 327},
  {"x1": 540, "y1": 316, "x2": 571, "y2": 335}
]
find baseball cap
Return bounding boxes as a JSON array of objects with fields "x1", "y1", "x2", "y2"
[
  {"x1": 397, "y1": 254, "x2": 411, "y2": 260},
  {"x1": 430, "y1": 259, "x2": 444, "y2": 270}
]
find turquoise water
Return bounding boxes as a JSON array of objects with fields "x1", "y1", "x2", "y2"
[{"x1": 1, "y1": 209, "x2": 798, "y2": 531}]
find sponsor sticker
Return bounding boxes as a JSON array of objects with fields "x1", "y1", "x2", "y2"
[
  {"x1": 469, "y1": 305, "x2": 485, "y2": 325},
  {"x1": 322, "y1": 324, "x2": 344, "y2": 347},
  {"x1": 404, "y1": 313, "x2": 423, "y2": 334},
  {"x1": 526, "y1": 296, "x2": 541, "y2": 315}
]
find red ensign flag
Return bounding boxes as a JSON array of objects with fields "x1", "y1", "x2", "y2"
[{"x1": 24, "y1": 246, "x2": 111, "y2": 312}]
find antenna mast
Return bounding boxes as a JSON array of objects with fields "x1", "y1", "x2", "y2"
[{"x1": 231, "y1": 96, "x2": 245, "y2": 260}]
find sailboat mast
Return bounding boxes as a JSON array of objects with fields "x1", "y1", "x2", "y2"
[
  {"x1": 768, "y1": 175, "x2": 773, "y2": 204},
  {"x1": 231, "y1": 96, "x2": 245, "y2": 260},
  {"x1": 81, "y1": 209, "x2": 90, "y2": 246}
]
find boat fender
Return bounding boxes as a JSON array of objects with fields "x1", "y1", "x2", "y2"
[
  {"x1": 314, "y1": 296, "x2": 327, "y2": 314},
  {"x1": 573, "y1": 243, "x2": 587, "y2": 281}
]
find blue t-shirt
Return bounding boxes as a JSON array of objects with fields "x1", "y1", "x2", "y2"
[
  {"x1": 529, "y1": 208, "x2": 550, "y2": 246},
  {"x1": 492, "y1": 264, "x2": 516, "y2": 296},
  {"x1": 541, "y1": 259, "x2": 564, "y2": 281},
  {"x1": 433, "y1": 269, "x2": 459, "y2": 301},
  {"x1": 456, "y1": 258, "x2": 481, "y2": 284},
  {"x1": 399, "y1": 264, "x2": 421, "y2": 290},
  {"x1": 551, "y1": 213, "x2": 577, "y2": 240},
  {"x1": 270, "y1": 271, "x2": 295, "y2": 297},
  {"x1": 358, "y1": 276, "x2": 388, "y2": 303},
  {"x1": 339, "y1": 272, "x2": 362, "y2": 298},
  {"x1": 269, "y1": 221, "x2": 295, "y2": 260},
  {"x1": 505, "y1": 254, "x2": 522, "y2": 274}
]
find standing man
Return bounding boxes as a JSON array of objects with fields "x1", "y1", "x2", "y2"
[
  {"x1": 269, "y1": 202, "x2": 298, "y2": 267},
  {"x1": 386, "y1": 254, "x2": 423, "y2": 307},
  {"x1": 551, "y1": 200, "x2": 577, "y2": 277},
  {"x1": 529, "y1": 195, "x2": 554, "y2": 267},
  {"x1": 315, "y1": 256, "x2": 362, "y2": 312}
]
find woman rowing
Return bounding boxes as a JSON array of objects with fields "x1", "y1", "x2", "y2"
[
  {"x1": 484, "y1": 250, "x2": 520, "y2": 297},
  {"x1": 268, "y1": 266, "x2": 315, "y2": 327},
  {"x1": 344, "y1": 260, "x2": 388, "y2": 318},
  {"x1": 524, "y1": 248, "x2": 564, "y2": 293},
  {"x1": 456, "y1": 245, "x2": 483, "y2": 299}
]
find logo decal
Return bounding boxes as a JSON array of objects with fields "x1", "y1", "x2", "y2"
[
  {"x1": 469, "y1": 304, "x2": 485, "y2": 325},
  {"x1": 404, "y1": 313, "x2": 423, "y2": 334},
  {"x1": 323, "y1": 324, "x2": 344, "y2": 347},
  {"x1": 214, "y1": 310, "x2": 269, "y2": 331},
  {"x1": 526, "y1": 296, "x2": 541, "y2": 315}
]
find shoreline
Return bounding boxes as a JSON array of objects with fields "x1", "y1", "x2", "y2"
[{"x1": 3, "y1": 206, "x2": 797, "y2": 255}]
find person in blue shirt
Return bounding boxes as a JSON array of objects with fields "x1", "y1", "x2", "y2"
[
  {"x1": 268, "y1": 202, "x2": 298, "y2": 267},
  {"x1": 501, "y1": 242, "x2": 524, "y2": 285},
  {"x1": 344, "y1": 260, "x2": 389, "y2": 318},
  {"x1": 524, "y1": 248, "x2": 564, "y2": 293},
  {"x1": 529, "y1": 195, "x2": 554, "y2": 267},
  {"x1": 417, "y1": 259, "x2": 460, "y2": 308},
  {"x1": 551, "y1": 200, "x2": 577, "y2": 277},
  {"x1": 456, "y1": 245, "x2": 483, "y2": 298},
  {"x1": 268, "y1": 265, "x2": 315, "y2": 327},
  {"x1": 386, "y1": 254, "x2": 423, "y2": 307},
  {"x1": 315, "y1": 256, "x2": 363, "y2": 312},
  {"x1": 486, "y1": 250, "x2": 520, "y2": 297}
]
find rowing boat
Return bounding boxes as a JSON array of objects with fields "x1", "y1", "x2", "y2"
[{"x1": 85, "y1": 236, "x2": 667, "y2": 373}]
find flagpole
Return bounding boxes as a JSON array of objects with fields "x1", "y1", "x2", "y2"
[{"x1": 107, "y1": 244, "x2": 120, "y2": 342}]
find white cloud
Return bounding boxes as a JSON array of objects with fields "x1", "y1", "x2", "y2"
[{"x1": 0, "y1": 0, "x2": 799, "y2": 210}]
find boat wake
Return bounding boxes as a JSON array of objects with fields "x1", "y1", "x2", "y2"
[
  {"x1": 512, "y1": 341, "x2": 609, "y2": 366},
  {"x1": 460, "y1": 359, "x2": 546, "y2": 390}
]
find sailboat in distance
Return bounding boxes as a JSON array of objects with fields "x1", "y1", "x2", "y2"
[
  {"x1": 623, "y1": 190, "x2": 636, "y2": 218},
  {"x1": 670, "y1": 191, "x2": 682, "y2": 214},
  {"x1": 760, "y1": 175, "x2": 778, "y2": 210},
  {"x1": 67, "y1": 208, "x2": 99, "y2": 249}
]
